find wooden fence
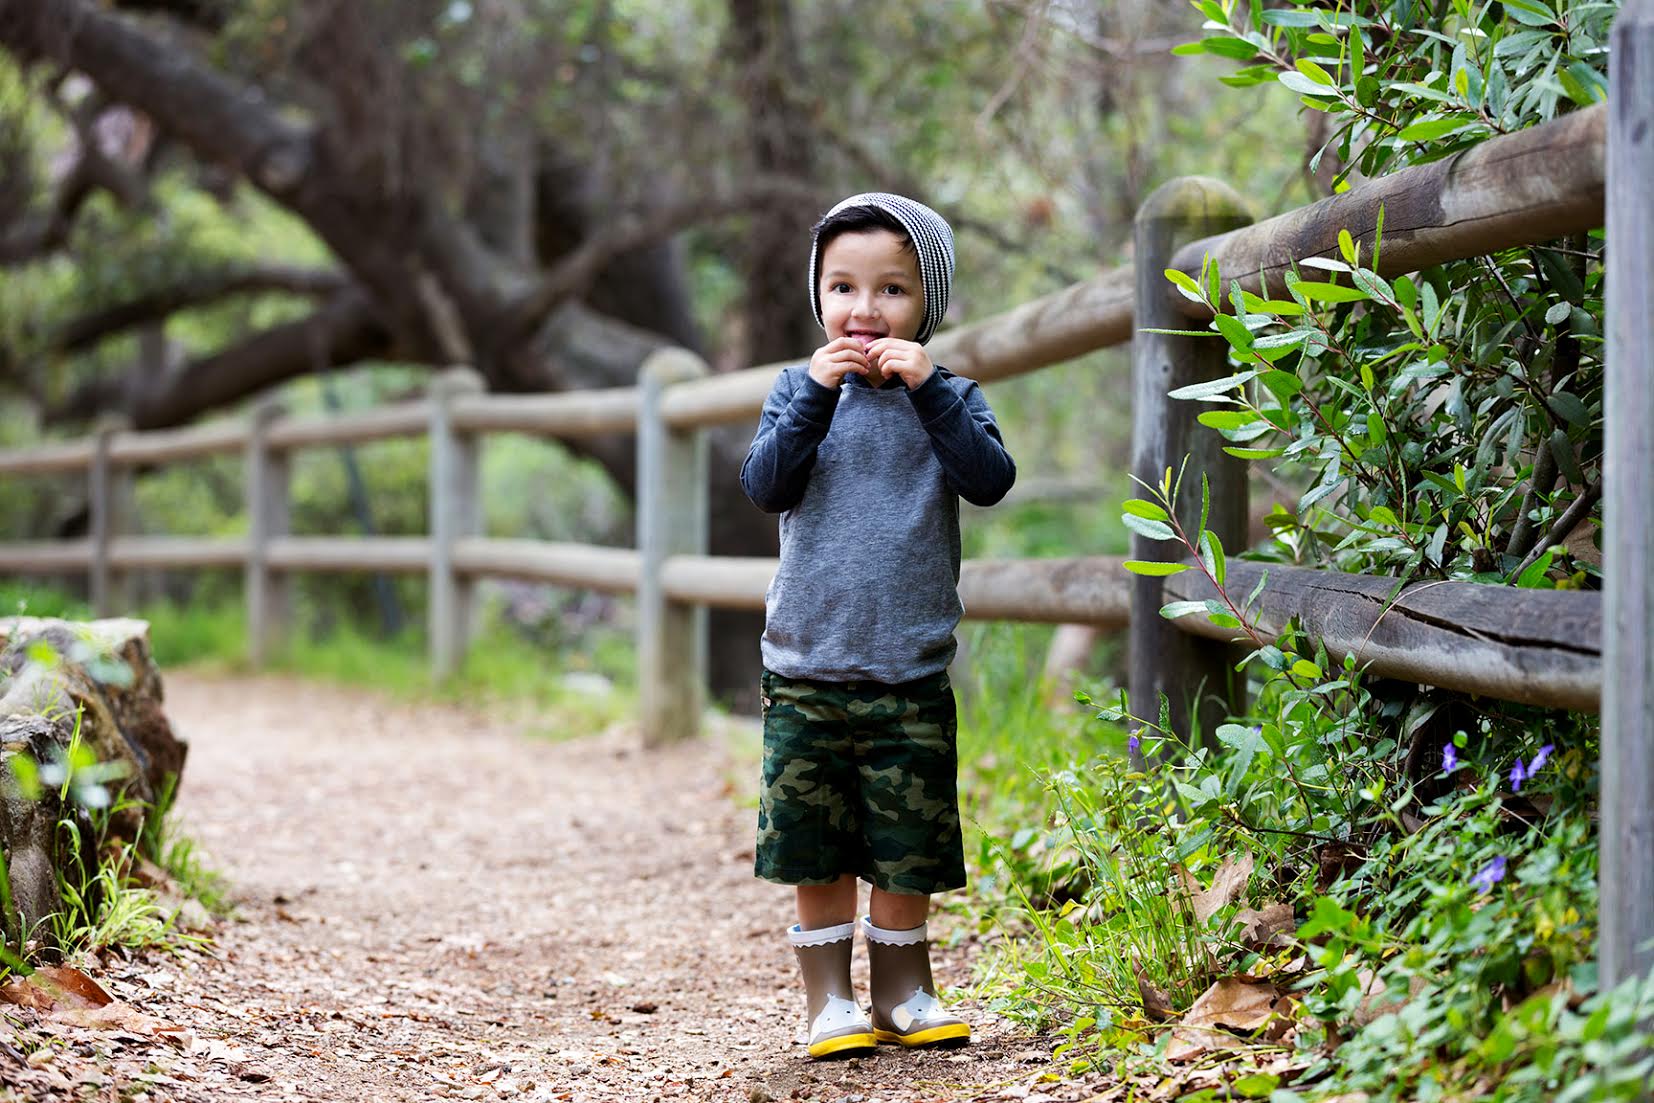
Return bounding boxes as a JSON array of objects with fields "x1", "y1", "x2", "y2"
[{"x1": 0, "y1": 9, "x2": 1649, "y2": 989}]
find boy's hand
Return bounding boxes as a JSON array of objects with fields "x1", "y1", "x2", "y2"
[
  {"x1": 865, "y1": 338, "x2": 934, "y2": 390},
  {"x1": 808, "y1": 337, "x2": 872, "y2": 389}
]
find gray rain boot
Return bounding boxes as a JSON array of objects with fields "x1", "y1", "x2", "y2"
[
  {"x1": 863, "y1": 917, "x2": 970, "y2": 1047},
  {"x1": 789, "y1": 921, "x2": 876, "y2": 1058}
]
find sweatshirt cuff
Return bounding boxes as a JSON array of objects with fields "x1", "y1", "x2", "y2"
[
  {"x1": 906, "y1": 369, "x2": 959, "y2": 421},
  {"x1": 791, "y1": 373, "x2": 840, "y2": 424}
]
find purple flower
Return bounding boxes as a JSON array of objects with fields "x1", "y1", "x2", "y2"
[
  {"x1": 1469, "y1": 855, "x2": 1508, "y2": 894},
  {"x1": 1442, "y1": 744, "x2": 1458, "y2": 774},
  {"x1": 1128, "y1": 733, "x2": 1141, "y2": 756},
  {"x1": 1510, "y1": 759, "x2": 1527, "y2": 793},
  {"x1": 1528, "y1": 744, "x2": 1554, "y2": 775}
]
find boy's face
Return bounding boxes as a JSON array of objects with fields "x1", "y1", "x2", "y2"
[{"x1": 817, "y1": 229, "x2": 925, "y2": 350}]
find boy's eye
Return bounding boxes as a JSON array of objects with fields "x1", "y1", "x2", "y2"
[
  {"x1": 883, "y1": 284, "x2": 907, "y2": 295},
  {"x1": 830, "y1": 282, "x2": 851, "y2": 293}
]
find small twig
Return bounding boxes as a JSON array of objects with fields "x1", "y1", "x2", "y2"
[
  {"x1": 1510, "y1": 478, "x2": 1603, "y2": 579},
  {"x1": 1506, "y1": 446, "x2": 1560, "y2": 560}
]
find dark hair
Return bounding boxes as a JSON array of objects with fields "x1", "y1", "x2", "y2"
[{"x1": 810, "y1": 204, "x2": 917, "y2": 257}]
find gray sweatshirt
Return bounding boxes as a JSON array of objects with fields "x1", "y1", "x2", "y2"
[{"x1": 740, "y1": 365, "x2": 1016, "y2": 683}]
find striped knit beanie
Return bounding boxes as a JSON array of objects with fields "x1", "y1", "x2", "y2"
[{"x1": 808, "y1": 192, "x2": 956, "y2": 347}]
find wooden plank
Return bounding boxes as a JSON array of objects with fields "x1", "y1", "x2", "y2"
[
  {"x1": 265, "y1": 400, "x2": 428, "y2": 450},
  {"x1": 959, "y1": 557, "x2": 1131, "y2": 625},
  {"x1": 656, "y1": 554, "x2": 1131, "y2": 624},
  {"x1": 451, "y1": 537, "x2": 639, "y2": 592},
  {"x1": 451, "y1": 388, "x2": 638, "y2": 437},
  {"x1": 88, "y1": 418, "x2": 132, "y2": 617},
  {"x1": 0, "y1": 540, "x2": 94, "y2": 572},
  {"x1": 637, "y1": 350, "x2": 710, "y2": 745},
  {"x1": 658, "y1": 263, "x2": 1136, "y2": 428},
  {"x1": 245, "y1": 399, "x2": 292, "y2": 668},
  {"x1": 1164, "y1": 562, "x2": 1601, "y2": 712},
  {"x1": 108, "y1": 537, "x2": 250, "y2": 568},
  {"x1": 660, "y1": 554, "x2": 770, "y2": 610},
  {"x1": 264, "y1": 536, "x2": 431, "y2": 573},
  {"x1": 1131, "y1": 178, "x2": 1254, "y2": 751},
  {"x1": 107, "y1": 421, "x2": 246, "y2": 465},
  {"x1": 1602, "y1": 0, "x2": 1654, "y2": 993},
  {"x1": 428, "y1": 369, "x2": 485, "y2": 679},
  {"x1": 1168, "y1": 105, "x2": 1605, "y2": 316},
  {"x1": 0, "y1": 440, "x2": 98, "y2": 475}
]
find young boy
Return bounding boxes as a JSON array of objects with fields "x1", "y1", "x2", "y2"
[{"x1": 740, "y1": 192, "x2": 1016, "y2": 1058}]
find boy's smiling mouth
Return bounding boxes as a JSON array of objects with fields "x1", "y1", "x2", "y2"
[{"x1": 846, "y1": 329, "x2": 884, "y2": 348}]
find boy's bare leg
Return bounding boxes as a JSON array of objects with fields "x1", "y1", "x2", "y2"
[
  {"x1": 868, "y1": 886, "x2": 929, "y2": 930},
  {"x1": 797, "y1": 874, "x2": 859, "y2": 929}
]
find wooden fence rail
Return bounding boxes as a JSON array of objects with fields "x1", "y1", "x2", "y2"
[{"x1": 0, "y1": 48, "x2": 1642, "y2": 980}]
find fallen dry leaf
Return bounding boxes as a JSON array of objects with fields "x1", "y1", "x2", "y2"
[
  {"x1": 1132, "y1": 959, "x2": 1177, "y2": 1022},
  {"x1": 1232, "y1": 902, "x2": 1296, "y2": 948},
  {"x1": 52, "y1": 999, "x2": 189, "y2": 1043},
  {"x1": 1177, "y1": 853, "x2": 1256, "y2": 925},
  {"x1": 1182, "y1": 975, "x2": 1291, "y2": 1033},
  {"x1": 0, "y1": 966, "x2": 114, "y2": 1012}
]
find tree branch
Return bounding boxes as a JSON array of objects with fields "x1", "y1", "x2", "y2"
[
  {"x1": 50, "y1": 264, "x2": 350, "y2": 354},
  {"x1": 502, "y1": 174, "x2": 825, "y2": 345},
  {"x1": 43, "y1": 289, "x2": 391, "y2": 429}
]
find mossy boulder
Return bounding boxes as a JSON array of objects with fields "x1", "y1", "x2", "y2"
[{"x1": 0, "y1": 618, "x2": 188, "y2": 949}]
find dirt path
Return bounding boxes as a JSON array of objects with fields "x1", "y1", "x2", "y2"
[{"x1": 13, "y1": 671, "x2": 1090, "y2": 1103}]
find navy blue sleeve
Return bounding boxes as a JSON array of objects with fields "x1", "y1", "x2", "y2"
[
  {"x1": 906, "y1": 369, "x2": 1017, "y2": 507},
  {"x1": 740, "y1": 367, "x2": 840, "y2": 514}
]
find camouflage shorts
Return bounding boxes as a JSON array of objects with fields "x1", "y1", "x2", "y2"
[{"x1": 755, "y1": 667, "x2": 966, "y2": 896}]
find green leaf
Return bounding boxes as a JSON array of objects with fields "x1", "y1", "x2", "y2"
[
  {"x1": 1124, "y1": 514, "x2": 1178, "y2": 541},
  {"x1": 1201, "y1": 530, "x2": 1227, "y2": 587},
  {"x1": 1367, "y1": 411, "x2": 1386, "y2": 443},
  {"x1": 1503, "y1": 0, "x2": 1557, "y2": 26},
  {"x1": 1352, "y1": 268, "x2": 1393, "y2": 303},
  {"x1": 1259, "y1": 368, "x2": 1303, "y2": 399},
  {"x1": 1279, "y1": 70, "x2": 1339, "y2": 97},
  {"x1": 1546, "y1": 391, "x2": 1590, "y2": 426},
  {"x1": 1293, "y1": 281, "x2": 1369, "y2": 303},
  {"x1": 1260, "y1": 9, "x2": 1321, "y2": 26},
  {"x1": 1123, "y1": 560, "x2": 1191, "y2": 577},
  {"x1": 1213, "y1": 313, "x2": 1255, "y2": 349},
  {"x1": 1396, "y1": 116, "x2": 1473, "y2": 141},
  {"x1": 1159, "y1": 600, "x2": 1209, "y2": 620},
  {"x1": 1224, "y1": 445, "x2": 1286, "y2": 459},
  {"x1": 1198, "y1": 409, "x2": 1262, "y2": 431},
  {"x1": 1295, "y1": 58, "x2": 1336, "y2": 86},
  {"x1": 1516, "y1": 548, "x2": 1554, "y2": 588},
  {"x1": 7, "y1": 755, "x2": 41, "y2": 802},
  {"x1": 1122, "y1": 498, "x2": 1170, "y2": 521},
  {"x1": 1337, "y1": 228, "x2": 1356, "y2": 264},
  {"x1": 1203, "y1": 35, "x2": 1265, "y2": 60},
  {"x1": 1291, "y1": 658, "x2": 1323, "y2": 680},
  {"x1": 1164, "y1": 267, "x2": 1208, "y2": 304},
  {"x1": 1544, "y1": 301, "x2": 1571, "y2": 326},
  {"x1": 1167, "y1": 370, "x2": 1257, "y2": 401}
]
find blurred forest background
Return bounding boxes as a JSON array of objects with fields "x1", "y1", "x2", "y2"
[{"x1": 0, "y1": 0, "x2": 1304, "y2": 705}]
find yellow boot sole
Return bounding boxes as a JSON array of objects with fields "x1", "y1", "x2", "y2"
[
  {"x1": 808, "y1": 1031, "x2": 877, "y2": 1058},
  {"x1": 874, "y1": 1023, "x2": 971, "y2": 1047}
]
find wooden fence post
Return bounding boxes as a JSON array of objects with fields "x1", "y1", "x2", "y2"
[
  {"x1": 429, "y1": 366, "x2": 486, "y2": 681},
  {"x1": 246, "y1": 398, "x2": 291, "y2": 668},
  {"x1": 89, "y1": 415, "x2": 132, "y2": 617},
  {"x1": 637, "y1": 349, "x2": 709, "y2": 746},
  {"x1": 1130, "y1": 177, "x2": 1254, "y2": 753},
  {"x1": 1603, "y1": 0, "x2": 1654, "y2": 994}
]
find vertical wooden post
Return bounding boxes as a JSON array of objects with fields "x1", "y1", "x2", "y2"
[
  {"x1": 428, "y1": 366, "x2": 485, "y2": 681},
  {"x1": 245, "y1": 398, "x2": 291, "y2": 668},
  {"x1": 637, "y1": 348, "x2": 709, "y2": 746},
  {"x1": 1603, "y1": 0, "x2": 1654, "y2": 996},
  {"x1": 88, "y1": 415, "x2": 132, "y2": 617},
  {"x1": 1129, "y1": 177, "x2": 1254, "y2": 752}
]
